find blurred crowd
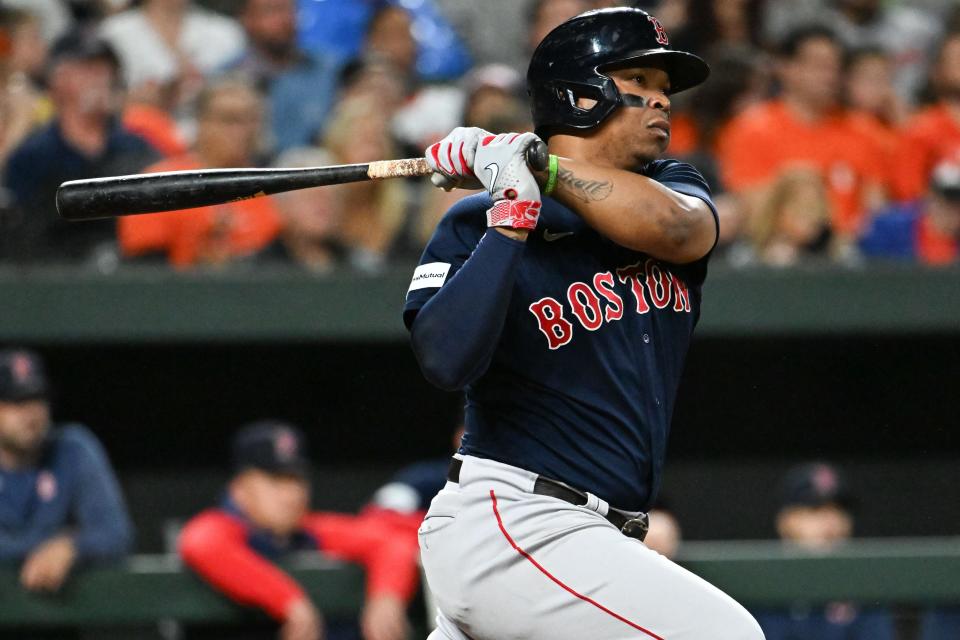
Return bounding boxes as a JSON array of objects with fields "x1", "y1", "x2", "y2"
[{"x1": 1, "y1": 0, "x2": 960, "y2": 273}]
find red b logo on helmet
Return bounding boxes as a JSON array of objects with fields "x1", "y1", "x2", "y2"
[{"x1": 647, "y1": 15, "x2": 669, "y2": 46}]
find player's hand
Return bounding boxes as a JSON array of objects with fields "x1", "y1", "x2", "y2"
[
  {"x1": 425, "y1": 127, "x2": 490, "y2": 191},
  {"x1": 360, "y1": 593, "x2": 410, "y2": 640},
  {"x1": 20, "y1": 534, "x2": 77, "y2": 593},
  {"x1": 281, "y1": 597, "x2": 325, "y2": 640},
  {"x1": 474, "y1": 132, "x2": 544, "y2": 231}
]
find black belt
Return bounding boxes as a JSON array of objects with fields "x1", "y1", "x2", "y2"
[{"x1": 446, "y1": 458, "x2": 649, "y2": 541}]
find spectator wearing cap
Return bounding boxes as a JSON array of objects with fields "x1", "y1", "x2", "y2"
[
  {"x1": 178, "y1": 421, "x2": 417, "y2": 640},
  {"x1": 225, "y1": 0, "x2": 342, "y2": 154},
  {"x1": 752, "y1": 462, "x2": 895, "y2": 640},
  {"x1": 0, "y1": 348, "x2": 133, "y2": 593},
  {"x1": 1, "y1": 31, "x2": 158, "y2": 265},
  {"x1": 860, "y1": 161, "x2": 960, "y2": 265}
]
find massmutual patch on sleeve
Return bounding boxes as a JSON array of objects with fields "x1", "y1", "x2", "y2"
[{"x1": 408, "y1": 262, "x2": 452, "y2": 292}]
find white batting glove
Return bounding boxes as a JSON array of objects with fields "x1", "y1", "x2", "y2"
[
  {"x1": 474, "y1": 132, "x2": 543, "y2": 230},
  {"x1": 424, "y1": 127, "x2": 489, "y2": 191}
]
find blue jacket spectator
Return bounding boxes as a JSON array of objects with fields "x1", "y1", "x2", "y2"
[
  {"x1": 921, "y1": 608, "x2": 960, "y2": 640},
  {"x1": 227, "y1": 0, "x2": 342, "y2": 153},
  {"x1": 0, "y1": 349, "x2": 132, "y2": 593},
  {"x1": 297, "y1": 0, "x2": 471, "y2": 82},
  {"x1": 754, "y1": 605, "x2": 895, "y2": 640},
  {"x1": 860, "y1": 161, "x2": 960, "y2": 265},
  {"x1": 753, "y1": 462, "x2": 896, "y2": 640}
]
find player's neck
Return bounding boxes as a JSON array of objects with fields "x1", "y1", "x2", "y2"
[{"x1": 547, "y1": 134, "x2": 631, "y2": 170}]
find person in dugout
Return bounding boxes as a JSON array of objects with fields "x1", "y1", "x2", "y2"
[{"x1": 178, "y1": 420, "x2": 418, "y2": 640}]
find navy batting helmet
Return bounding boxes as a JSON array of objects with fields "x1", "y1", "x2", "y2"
[{"x1": 527, "y1": 8, "x2": 710, "y2": 139}]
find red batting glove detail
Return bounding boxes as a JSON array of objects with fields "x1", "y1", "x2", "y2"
[
  {"x1": 430, "y1": 143, "x2": 449, "y2": 175},
  {"x1": 458, "y1": 142, "x2": 475, "y2": 177},
  {"x1": 487, "y1": 200, "x2": 542, "y2": 230},
  {"x1": 446, "y1": 143, "x2": 457, "y2": 175}
]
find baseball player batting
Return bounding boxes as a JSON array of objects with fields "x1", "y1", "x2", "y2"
[{"x1": 404, "y1": 8, "x2": 764, "y2": 640}]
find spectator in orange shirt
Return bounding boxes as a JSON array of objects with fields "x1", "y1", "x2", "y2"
[
  {"x1": 893, "y1": 32, "x2": 960, "y2": 202},
  {"x1": 844, "y1": 46, "x2": 910, "y2": 195},
  {"x1": 717, "y1": 24, "x2": 887, "y2": 244},
  {"x1": 670, "y1": 46, "x2": 772, "y2": 247},
  {"x1": 118, "y1": 78, "x2": 280, "y2": 268},
  {"x1": 121, "y1": 79, "x2": 187, "y2": 159}
]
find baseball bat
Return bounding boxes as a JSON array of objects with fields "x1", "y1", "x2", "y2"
[{"x1": 56, "y1": 141, "x2": 549, "y2": 221}]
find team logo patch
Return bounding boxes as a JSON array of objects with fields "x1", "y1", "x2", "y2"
[
  {"x1": 408, "y1": 262, "x2": 452, "y2": 292},
  {"x1": 36, "y1": 471, "x2": 57, "y2": 502},
  {"x1": 647, "y1": 15, "x2": 670, "y2": 46},
  {"x1": 275, "y1": 429, "x2": 298, "y2": 461},
  {"x1": 12, "y1": 354, "x2": 32, "y2": 383}
]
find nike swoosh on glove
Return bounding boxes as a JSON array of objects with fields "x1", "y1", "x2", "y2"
[
  {"x1": 475, "y1": 132, "x2": 543, "y2": 230},
  {"x1": 424, "y1": 127, "x2": 490, "y2": 191}
]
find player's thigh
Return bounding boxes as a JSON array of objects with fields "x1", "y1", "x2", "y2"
[
  {"x1": 460, "y1": 493, "x2": 763, "y2": 640},
  {"x1": 552, "y1": 530, "x2": 764, "y2": 640}
]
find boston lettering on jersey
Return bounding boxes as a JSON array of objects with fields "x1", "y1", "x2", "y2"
[
  {"x1": 404, "y1": 159, "x2": 717, "y2": 511},
  {"x1": 529, "y1": 258, "x2": 691, "y2": 350}
]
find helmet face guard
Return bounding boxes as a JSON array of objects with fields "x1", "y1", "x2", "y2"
[{"x1": 527, "y1": 8, "x2": 710, "y2": 139}]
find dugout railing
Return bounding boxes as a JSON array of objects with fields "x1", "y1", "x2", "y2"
[
  {"x1": 2, "y1": 265, "x2": 958, "y2": 341},
  {"x1": 1, "y1": 537, "x2": 958, "y2": 628}
]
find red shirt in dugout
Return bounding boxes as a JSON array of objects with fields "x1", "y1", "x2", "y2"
[{"x1": 179, "y1": 508, "x2": 420, "y2": 621}]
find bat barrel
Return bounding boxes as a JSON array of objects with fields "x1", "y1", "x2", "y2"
[
  {"x1": 56, "y1": 165, "x2": 373, "y2": 221},
  {"x1": 56, "y1": 144, "x2": 545, "y2": 221}
]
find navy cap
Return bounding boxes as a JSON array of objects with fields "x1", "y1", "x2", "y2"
[
  {"x1": 780, "y1": 462, "x2": 854, "y2": 511},
  {"x1": 0, "y1": 349, "x2": 48, "y2": 402},
  {"x1": 47, "y1": 30, "x2": 120, "y2": 75},
  {"x1": 231, "y1": 421, "x2": 310, "y2": 476}
]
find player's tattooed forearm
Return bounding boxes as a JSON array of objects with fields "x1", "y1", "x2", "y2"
[{"x1": 557, "y1": 166, "x2": 613, "y2": 202}]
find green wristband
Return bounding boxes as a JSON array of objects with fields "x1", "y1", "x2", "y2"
[{"x1": 544, "y1": 154, "x2": 559, "y2": 196}]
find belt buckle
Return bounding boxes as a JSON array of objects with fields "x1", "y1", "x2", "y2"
[{"x1": 620, "y1": 513, "x2": 649, "y2": 542}]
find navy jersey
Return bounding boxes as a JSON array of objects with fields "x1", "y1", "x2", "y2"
[
  {"x1": 405, "y1": 160, "x2": 716, "y2": 511},
  {"x1": 0, "y1": 424, "x2": 133, "y2": 562},
  {"x1": 920, "y1": 607, "x2": 960, "y2": 640},
  {"x1": 753, "y1": 604, "x2": 896, "y2": 640}
]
